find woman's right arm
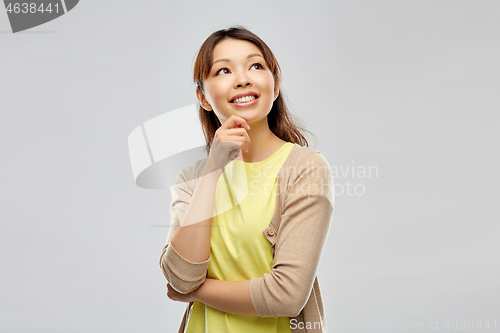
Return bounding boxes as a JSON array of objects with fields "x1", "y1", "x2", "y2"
[
  {"x1": 159, "y1": 159, "x2": 222, "y2": 294},
  {"x1": 159, "y1": 115, "x2": 251, "y2": 294},
  {"x1": 170, "y1": 159, "x2": 222, "y2": 262}
]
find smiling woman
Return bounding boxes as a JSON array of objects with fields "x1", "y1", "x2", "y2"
[
  {"x1": 192, "y1": 26, "x2": 313, "y2": 161},
  {"x1": 159, "y1": 25, "x2": 334, "y2": 333}
]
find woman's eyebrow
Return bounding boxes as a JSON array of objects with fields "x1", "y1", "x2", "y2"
[{"x1": 213, "y1": 53, "x2": 264, "y2": 65}]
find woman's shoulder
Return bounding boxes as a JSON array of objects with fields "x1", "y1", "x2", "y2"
[
  {"x1": 281, "y1": 144, "x2": 332, "y2": 181},
  {"x1": 288, "y1": 143, "x2": 330, "y2": 166}
]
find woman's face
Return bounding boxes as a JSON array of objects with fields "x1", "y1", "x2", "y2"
[{"x1": 197, "y1": 38, "x2": 279, "y2": 126}]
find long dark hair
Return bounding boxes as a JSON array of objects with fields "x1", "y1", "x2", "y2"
[{"x1": 193, "y1": 25, "x2": 316, "y2": 155}]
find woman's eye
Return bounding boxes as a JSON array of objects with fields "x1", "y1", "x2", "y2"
[
  {"x1": 216, "y1": 68, "x2": 230, "y2": 75},
  {"x1": 215, "y1": 63, "x2": 263, "y2": 75},
  {"x1": 251, "y1": 63, "x2": 263, "y2": 70}
]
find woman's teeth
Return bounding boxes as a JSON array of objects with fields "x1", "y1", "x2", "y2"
[{"x1": 232, "y1": 95, "x2": 256, "y2": 103}]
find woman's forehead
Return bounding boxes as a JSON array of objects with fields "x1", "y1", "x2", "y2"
[{"x1": 212, "y1": 39, "x2": 263, "y2": 64}]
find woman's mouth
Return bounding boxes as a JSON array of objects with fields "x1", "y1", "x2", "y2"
[
  {"x1": 231, "y1": 95, "x2": 258, "y2": 104},
  {"x1": 230, "y1": 95, "x2": 259, "y2": 107}
]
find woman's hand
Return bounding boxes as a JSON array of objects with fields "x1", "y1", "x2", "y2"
[
  {"x1": 166, "y1": 283, "x2": 196, "y2": 303},
  {"x1": 209, "y1": 115, "x2": 251, "y2": 171}
]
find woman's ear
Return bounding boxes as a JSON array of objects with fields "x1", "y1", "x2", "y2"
[
  {"x1": 273, "y1": 84, "x2": 280, "y2": 101},
  {"x1": 196, "y1": 87, "x2": 213, "y2": 111}
]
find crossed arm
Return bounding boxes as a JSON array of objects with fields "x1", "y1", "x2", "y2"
[{"x1": 166, "y1": 278, "x2": 258, "y2": 316}]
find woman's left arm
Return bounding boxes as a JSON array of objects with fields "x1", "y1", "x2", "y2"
[
  {"x1": 249, "y1": 152, "x2": 334, "y2": 317},
  {"x1": 166, "y1": 278, "x2": 258, "y2": 316}
]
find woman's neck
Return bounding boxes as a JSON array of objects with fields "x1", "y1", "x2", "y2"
[{"x1": 240, "y1": 119, "x2": 285, "y2": 163}]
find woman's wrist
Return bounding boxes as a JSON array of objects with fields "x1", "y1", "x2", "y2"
[{"x1": 202, "y1": 155, "x2": 224, "y2": 178}]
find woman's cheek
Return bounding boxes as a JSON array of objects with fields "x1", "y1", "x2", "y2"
[{"x1": 207, "y1": 88, "x2": 225, "y2": 107}]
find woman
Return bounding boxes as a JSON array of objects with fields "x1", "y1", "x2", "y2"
[{"x1": 159, "y1": 26, "x2": 334, "y2": 333}]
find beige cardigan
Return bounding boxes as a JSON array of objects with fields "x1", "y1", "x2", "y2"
[{"x1": 159, "y1": 143, "x2": 334, "y2": 332}]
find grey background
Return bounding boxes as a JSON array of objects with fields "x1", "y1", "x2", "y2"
[{"x1": 1, "y1": 0, "x2": 499, "y2": 332}]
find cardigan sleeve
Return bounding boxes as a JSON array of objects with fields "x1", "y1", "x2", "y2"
[
  {"x1": 159, "y1": 163, "x2": 211, "y2": 294},
  {"x1": 249, "y1": 152, "x2": 334, "y2": 317}
]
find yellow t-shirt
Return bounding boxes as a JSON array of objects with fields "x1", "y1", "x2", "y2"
[{"x1": 185, "y1": 142, "x2": 294, "y2": 333}]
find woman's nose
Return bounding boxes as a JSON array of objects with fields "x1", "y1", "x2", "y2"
[{"x1": 233, "y1": 70, "x2": 252, "y2": 88}]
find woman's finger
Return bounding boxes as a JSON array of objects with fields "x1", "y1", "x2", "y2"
[
  {"x1": 222, "y1": 115, "x2": 250, "y2": 130},
  {"x1": 218, "y1": 127, "x2": 251, "y2": 152}
]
